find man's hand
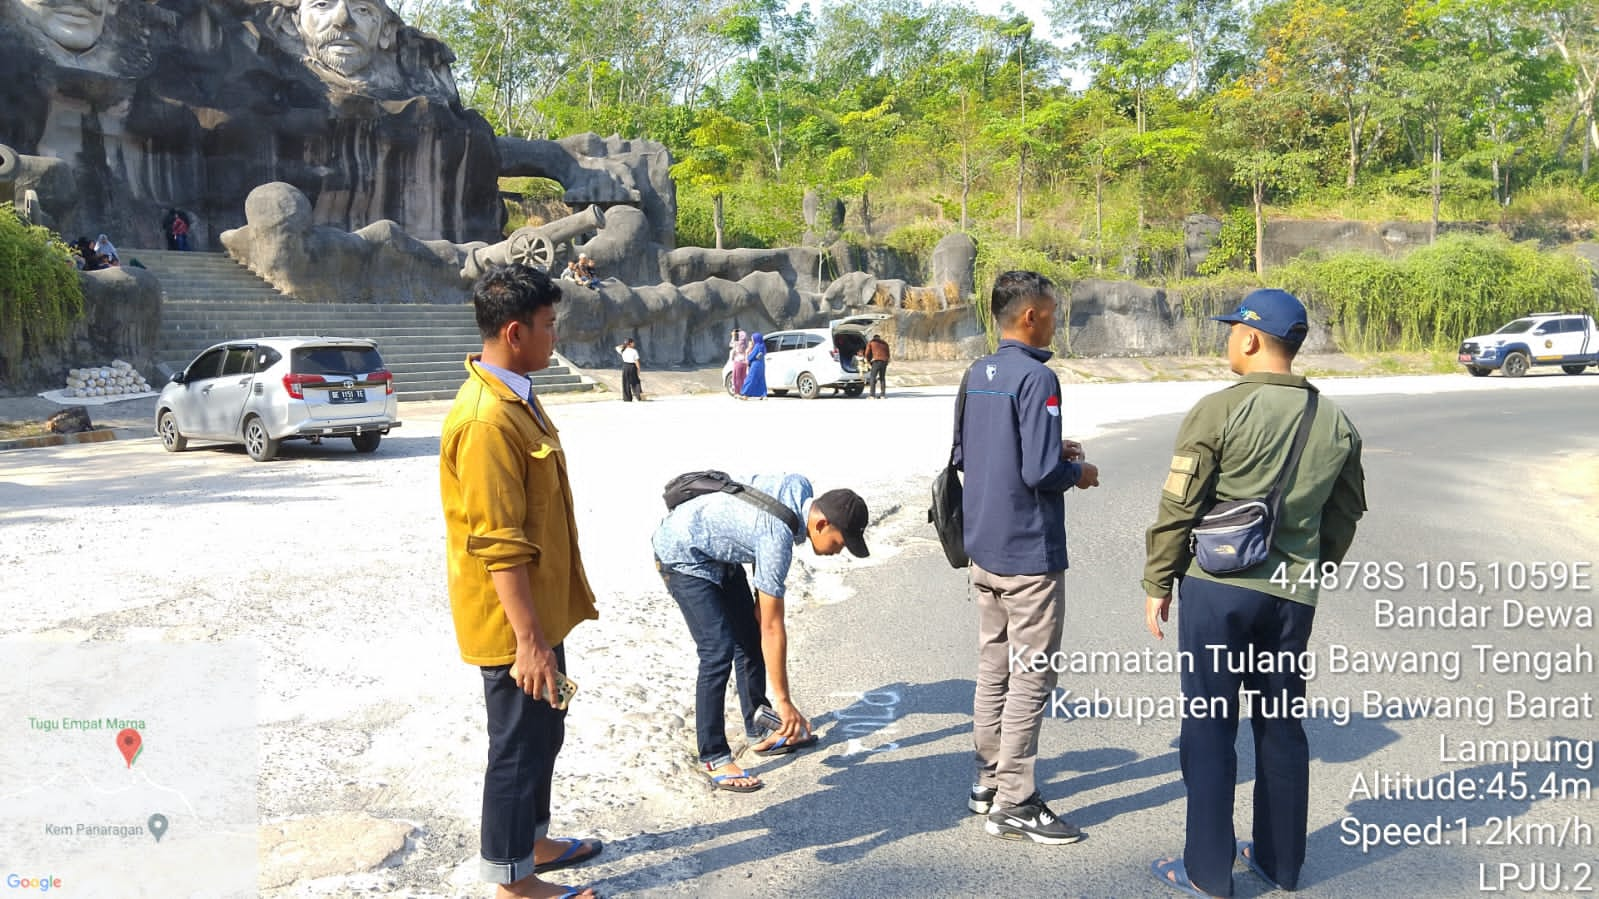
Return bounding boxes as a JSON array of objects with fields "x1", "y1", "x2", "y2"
[
  {"x1": 510, "y1": 638, "x2": 561, "y2": 705},
  {"x1": 1145, "y1": 595, "x2": 1172, "y2": 640},
  {"x1": 772, "y1": 697, "x2": 811, "y2": 740},
  {"x1": 1075, "y1": 461, "x2": 1100, "y2": 488},
  {"x1": 1061, "y1": 439, "x2": 1085, "y2": 462}
]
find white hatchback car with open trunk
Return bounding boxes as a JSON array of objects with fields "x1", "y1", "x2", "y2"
[{"x1": 723, "y1": 313, "x2": 890, "y2": 398}]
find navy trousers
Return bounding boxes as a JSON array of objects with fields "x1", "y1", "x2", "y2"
[
  {"x1": 479, "y1": 644, "x2": 567, "y2": 884},
  {"x1": 661, "y1": 563, "x2": 769, "y2": 768},
  {"x1": 1177, "y1": 576, "x2": 1315, "y2": 897}
]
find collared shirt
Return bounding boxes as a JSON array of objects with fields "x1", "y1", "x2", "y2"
[
  {"x1": 474, "y1": 359, "x2": 543, "y2": 428},
  {"x1": 652, "y1": 473, "x2": 813, "y2": 598},
  {"x1": 1141, "y1": 371, "x2": 1366, "y2": 606},
  {"x1": 953, "y1": 339, "x2": 1081, "y2": 575}
]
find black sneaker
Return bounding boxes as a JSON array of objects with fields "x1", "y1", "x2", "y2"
[
  {"x1": 968, "y1": 784, "x2": 997, "y2": 815},
  {"x1": 984, "y1": 793, "x2": 1085, "y2": 844}
]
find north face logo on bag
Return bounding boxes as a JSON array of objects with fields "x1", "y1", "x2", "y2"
[{"x1": 985, "y1": 364, "x2": 997, "y2": 380}]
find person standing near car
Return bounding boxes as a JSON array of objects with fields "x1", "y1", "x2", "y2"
[
  {"x1": 862, "y1": 334, "x2": 891, "y2": 398},
  {"x1": 729, "y1": 329, "x2": 749, "y2": 399},
  {"x1": 739, "y1": 332, "x2": 768, "y2": 400},
  {"x1": 652, "y1": 474, "x2": 871, "y2": 792},
  {"x1": 439, "y1": 263, "x2": 603, "y2": 899},
  {"x1": 1142, "y1": 289, "x2": 1365, "y2": 899},
  {"x1": 954, "y1": 270, "x2": 1100, "y2": 845},
  {"x1": 616, "y1": 337, "x2": 643, "y2": 402}
]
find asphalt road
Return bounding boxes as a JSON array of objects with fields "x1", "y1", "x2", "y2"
[{"x1": 616, "y1": 385, "x2": 1599, "y2": 898}]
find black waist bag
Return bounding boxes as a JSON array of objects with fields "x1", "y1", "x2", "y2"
[{"x1": 1190, "y1": 391, "x2": 1318, "y2": 575}]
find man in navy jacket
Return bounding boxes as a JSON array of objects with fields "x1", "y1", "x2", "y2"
[{"x1": 953, "y1": 270, "x2": 1101, "y2": 844}]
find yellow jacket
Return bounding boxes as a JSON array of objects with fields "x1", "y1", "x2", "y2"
[{"x1": 440, "y1": 358, "x2": 597, "y2": 665}]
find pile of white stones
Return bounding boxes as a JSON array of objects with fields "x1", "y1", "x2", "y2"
[{"x1": 64, "y1": 360, "x2": 152, "y2": 397}]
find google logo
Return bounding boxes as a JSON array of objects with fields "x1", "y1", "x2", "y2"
[{"x1": 5, "y1": 874, "x2": 62, "y2": 892}]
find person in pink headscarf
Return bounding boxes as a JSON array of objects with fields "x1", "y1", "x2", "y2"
[{"x1": 729, "y1": 328, "x2": 750, "y2": 398}]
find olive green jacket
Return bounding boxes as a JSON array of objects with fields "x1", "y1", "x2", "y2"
[{"x1": 1142, "y1": 372, "x2": 1366, "y2": 606}]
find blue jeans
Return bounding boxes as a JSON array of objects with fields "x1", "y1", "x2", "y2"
[
  {"x1": 660, "y1": 563, "x2": 768, "y2": 768},
  {"x1": 478, "y1": 645, "x2": 567, "y2": 884}
]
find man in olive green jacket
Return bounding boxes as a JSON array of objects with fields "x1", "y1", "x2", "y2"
[{"x1": 1144, "y1": 289, "x2": 1366, "y2": 899}]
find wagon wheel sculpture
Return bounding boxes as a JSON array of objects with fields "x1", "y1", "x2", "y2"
[{"x1": 507, "y1": 231, "x2": 559, "y2": 270}]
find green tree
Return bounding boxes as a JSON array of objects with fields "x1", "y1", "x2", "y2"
[
  {"x1": 671, "y1": 110, "x2": 755, "y2": 248},
  {"x1": 1211, "y1": 71, "x2": 1321, "y2": 273},
  {"x1": 0, "y1": 211, "x2": 83, "y2": 381}
]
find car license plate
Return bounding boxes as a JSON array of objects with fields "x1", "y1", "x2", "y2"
[
  {"x1": 1457, "y1": 354, "x2": 1472, "y2": 362},
  {"x1": 329, "y1": 389, "x2": 365, "y2": 404}
]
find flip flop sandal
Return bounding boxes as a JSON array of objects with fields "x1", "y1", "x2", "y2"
[
  {"x1": 1237, "y1": 840, "x2": 1286, "y2": 890},
  {"x1": 709, "y1": 769, "x2": 763, "y2": 792},
  {"x1": 1150, "y1": 857, "x2": 1223, "y2": 898},
  {"x1": 534, "y1": 837, "x2": 604, "y2": 874},
  {"x1": 752, "y1": 733, "x2": 819, "y2": 757}
]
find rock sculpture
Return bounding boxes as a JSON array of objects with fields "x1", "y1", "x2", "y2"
[{"x1": 0, "y1": 0, "x2": 499, "y2": 245}]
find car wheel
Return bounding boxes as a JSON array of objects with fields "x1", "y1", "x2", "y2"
[
  {"x1": 1562, "y1": 364, "x2": 1587, "y2": 375},
  {"x1": 243, "y1": 415, "x2": 279, "y2": 462},
  {"x1": 157, "y1": 410, "x2": 187, "y2": 452},
  {"x1": 1501, "y1": 351, "x2": 1530, "y2": 378},
  {"x1": 844, "y1": 384, "x2": 865, "y2": 397},
  {"x1": 352, "y1": 432, "x2": 382, "y2": 453},
  {"x1": 1466, "y1": 365, "x2": 1490, "y2": 378},
  {"x1": 797, "y1": 372, "x2": 821, "y2": 399},
  {"x1": 725, "y1": 372, "x2": 737, "y2": 396}
]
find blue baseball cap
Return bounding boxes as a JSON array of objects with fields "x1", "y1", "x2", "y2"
[{"x1": 1212, "y1": 289, "x2": 1309, "y2": 346}]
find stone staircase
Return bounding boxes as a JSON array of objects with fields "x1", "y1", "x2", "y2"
[
  {"x1": 156, "y1": 300, "x2": 595, "y2": 401},
  {"x1": 126, "y1": 249, "x2": 289, "y2": 302}
]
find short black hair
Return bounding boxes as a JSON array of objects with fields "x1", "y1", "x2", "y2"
[
  {"x1": 472, "y1": 263, "x2": 561, "y2": 340},
  {"x1": 990, "y1": 270, "x2": 1057, "y2": 327},
  {"x1": 1258, "y1": 327, "x2": 1305, "y2": 360}
]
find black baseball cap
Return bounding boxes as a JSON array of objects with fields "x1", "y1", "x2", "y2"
[{"x1": 813, "y1": 488, "x2": 870, "y2": 557}]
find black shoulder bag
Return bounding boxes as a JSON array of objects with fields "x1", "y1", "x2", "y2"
[
  {"x1": 1190, "y1": 390, "x2": 1319, "y2": 575},
  {"x1": 927, "y1": 369, "x2": 972, "y2": 568}
]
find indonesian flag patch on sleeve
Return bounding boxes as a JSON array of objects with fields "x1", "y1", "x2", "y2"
[{"x1": 1045, "y1": 395, "x2": 1060, "y2": 417}]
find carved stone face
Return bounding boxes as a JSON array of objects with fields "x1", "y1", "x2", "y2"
[
  {"x1": 296, "y1": 0, "x2": 390, "y2": 77},
  {"x1": 12, "y1": 0, "x2": 112, "y2": 53}
]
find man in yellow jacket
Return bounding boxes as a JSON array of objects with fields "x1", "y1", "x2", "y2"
[{"x1": 440, "y1": 264, "x2": 602, "y2": 899}]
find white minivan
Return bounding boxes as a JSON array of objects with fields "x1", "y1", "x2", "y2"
[{"x1": 723, "y1": 314, "x2": 890, "y2": 399}]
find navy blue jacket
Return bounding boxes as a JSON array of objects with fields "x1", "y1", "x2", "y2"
[{"x1": 952, "y1": 340, "x2": 1081, "y2": 575}]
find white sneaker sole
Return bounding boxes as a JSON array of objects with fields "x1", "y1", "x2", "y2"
[{"x1": 984, "y1": 818, "x2": 1085, "y2": 845}]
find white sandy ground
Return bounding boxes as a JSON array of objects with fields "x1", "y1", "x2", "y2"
[{"x1": 0, "y1": 369, "x2": 1593, "y2": 896}]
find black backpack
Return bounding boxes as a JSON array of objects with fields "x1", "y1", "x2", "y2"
[{"x1": 663, "y1": 470, "x2": 801, "y2": 535}]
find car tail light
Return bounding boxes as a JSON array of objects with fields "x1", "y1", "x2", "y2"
[
  {"x1": 366, "y1": 370, "x2": 394, "y2": 396},
  {"x1": 830, "y1": 348, "x2": 839, "y2": 360},
  {"x1": 282, "y1": 372, "x2": 326, "y2": 399}
]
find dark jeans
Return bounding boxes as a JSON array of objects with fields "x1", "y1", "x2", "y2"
[
  {"x1": 866, "y1": 360, "x2": 888, "y2": 397},
  {"x1": 479, "y1": 644, "x2": 567, "y2": 884},
  {"x1": 1177, "y1": 576, "x2": 1315, "y2": 897},
  {"x1": 660, "y1": 563, "x2": 768, "y2": 768},
  {"x1": 622, "y1": 362, "x2": 641, "y2": 401}
]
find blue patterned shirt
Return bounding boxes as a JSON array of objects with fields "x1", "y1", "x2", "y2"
[{"x1": 652, "y1": 473, "x2": 814, "y2": 598}]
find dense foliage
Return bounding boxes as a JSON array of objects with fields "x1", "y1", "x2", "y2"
[
  {"x1": 412, "y1": 0, "x2": 1599, "y2": 348},
  {"x1": 0, "y1": 209, "x2": 83, "y2": 381}
]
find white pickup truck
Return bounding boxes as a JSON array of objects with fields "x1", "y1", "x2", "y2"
[{"x1": 1457, "y1": 312, "x2": 1599, "y2": 377}]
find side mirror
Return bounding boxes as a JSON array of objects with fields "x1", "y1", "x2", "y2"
[{"x1": 169, "y1": 371, "x2": 186, "y2": 385}]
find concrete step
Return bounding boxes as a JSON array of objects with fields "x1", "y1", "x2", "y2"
[{"x1": 156, "y1": 296, "x2": 596, "y2": 395}]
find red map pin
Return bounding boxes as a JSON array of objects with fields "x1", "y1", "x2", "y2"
[{"x1": 117, "y1": 728, "x2": 142, "y2": 768}]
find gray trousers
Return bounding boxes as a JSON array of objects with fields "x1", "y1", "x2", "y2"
[{"x1": 972, "y1": 561, "x2": 1065, "y2": 807}]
